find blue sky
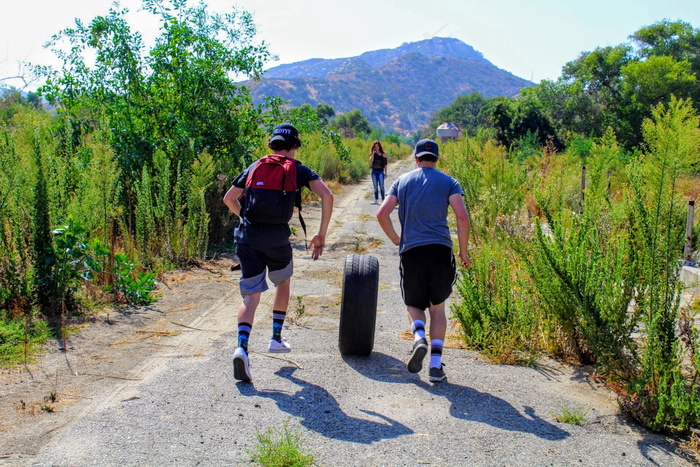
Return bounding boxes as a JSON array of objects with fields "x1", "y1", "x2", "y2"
[{"x1": 1, "y1": 0, "x2": 698, "y2": 90}]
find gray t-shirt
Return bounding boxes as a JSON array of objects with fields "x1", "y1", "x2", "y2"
[{"x1": 387, "y1": 167, "x2": 464, "y2": 254}]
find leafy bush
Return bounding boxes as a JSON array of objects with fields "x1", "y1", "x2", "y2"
[
  {"x1": 448, "y1": 98, "x2": 700, "y2": 434},
  {"x1": 451, "y1": 241, "x2": 534, "y2": 362},
  {"x1": 109, "y1": 254, "x2": 157, "y2": 306}
]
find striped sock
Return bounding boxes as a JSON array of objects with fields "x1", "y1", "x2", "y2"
[
  {"x1": 238, "y1": 323, "x2": 252, "y2": 353},
  {"x1": 430, "y1": 339, "x2": 444, "y2": 368},
  {"x1": 411, "y1": 320, "x2": 426, "y2": 341},
  {"x1": 272, "y1": 310, "x2": 286, "y2": 342}
]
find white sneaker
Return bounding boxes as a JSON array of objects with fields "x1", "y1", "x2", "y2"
[
  {"x1": 233, "y1": 347, "x2": 252, "y2": 382},
  {"x1": 371, "y1": 200, "x2": 379, "y2": 205},
  {"x1": 268, "y1": 338, "x2": 291, "y2": 353}
]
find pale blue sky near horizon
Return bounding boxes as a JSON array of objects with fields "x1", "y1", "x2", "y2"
[{"x1": 1, "y1": 0, "x2": 698, "y2": 90}]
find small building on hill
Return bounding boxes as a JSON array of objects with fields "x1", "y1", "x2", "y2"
[{"x1": 436, "y1": 121, "x2": 461, "y2": 141}]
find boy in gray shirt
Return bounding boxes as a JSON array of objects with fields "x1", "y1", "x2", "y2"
[{"x1": 376, "y1": 139, "x2": 470, "y2": 382}]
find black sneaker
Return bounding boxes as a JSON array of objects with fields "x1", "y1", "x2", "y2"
[
  {"x1": 407, "y1": 338, "x2": 428, "y2": 373},
  {"x1": 429, "y1": 364, "x2": 446, "y2": 382}
]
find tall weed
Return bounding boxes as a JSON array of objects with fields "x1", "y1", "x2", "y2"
[{"x1": 620, "y1": 98, "x2": 700, "y2": 433}]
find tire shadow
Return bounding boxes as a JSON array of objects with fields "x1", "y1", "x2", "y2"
[
  {"x1": 343, "y1": 352, "x2": 570, "y2": 441},
  {"x1": 236, "y1": 366, "x2": 412, "y2": 444}
]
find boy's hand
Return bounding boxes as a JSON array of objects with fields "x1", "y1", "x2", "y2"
[
  {"x1": 308, "y1": 234, "x2": 326, "y2": 260},
  {"x1": 459, "y1": 251, "x2": 471, "y2": 268}
]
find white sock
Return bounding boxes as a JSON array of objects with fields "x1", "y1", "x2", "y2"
[
  {"x1": 411, "y1": 320, "x2": 426, "y2": 341},
  {"x1": 430, "y1": 339, "x2": 444, "y2": 368}
]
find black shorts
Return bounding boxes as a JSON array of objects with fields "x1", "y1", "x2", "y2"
[
  {"x1": 236, "y1": 243, "x2": 293, "y2": 296},
  {"x1": 400, "y1": 244, "x2": 456, "y2": 310}
]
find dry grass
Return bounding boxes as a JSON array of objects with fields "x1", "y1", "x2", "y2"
[{"x1": 679, "y1": 430, "x2": 700, "y2": 463}]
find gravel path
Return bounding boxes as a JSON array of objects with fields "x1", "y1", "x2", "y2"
[{"x1": 7, "y1": 158, "x2": 692, "y2": 466}]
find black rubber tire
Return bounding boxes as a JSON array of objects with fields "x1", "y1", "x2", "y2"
[{"x1": 339, "y1": 254, "x2": 379, "y2": 356}]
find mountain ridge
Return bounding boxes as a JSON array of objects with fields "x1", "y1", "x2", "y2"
[{"x1": 243, "y1": 37, "x2": 533, "y2": 134}]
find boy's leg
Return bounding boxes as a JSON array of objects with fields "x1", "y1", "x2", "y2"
[
  {"x1": 267, "y1": 246, "x2": 293, "y2": 353},
  {"x1": 269, "y1": 278, "x2": 291, "y2": 352},
  {"x1": 233, "y1": 244, "x2": 268, "y2": 382},
  {"x1": 238, "y1": 292, "x2": 261, "y2": 327},
  {"x1": 401, "y1": 248, "x2": 431, "y2": 374},
  {"x1": 406, "y1": 306, "x2": 429, "y2": 373},
  {"x1": 427, "y1": 302, "x2": 447, "y2": 342},
  {"x1": 427, "y1": 302, "x2": 447, "y2": 382},
  {"x1": 234, "y1": 293, "x2": 260, "y2": 382}
]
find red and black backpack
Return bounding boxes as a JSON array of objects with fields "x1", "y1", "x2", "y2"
[{"x1": 241, "y1": 155, "x2": 306, "y2": 235}]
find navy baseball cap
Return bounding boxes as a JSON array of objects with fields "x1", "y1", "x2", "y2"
[
  {"x1": 270, "y1": 123, "x2": 299, "y2": 144},
  {"x1": 414, "y1": 139, "x2": 439, "y2": 158}
]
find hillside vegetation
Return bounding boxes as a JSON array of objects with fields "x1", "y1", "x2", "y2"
[{"x1": 243, "y1": 37, "x2": 533, "y2": 134}]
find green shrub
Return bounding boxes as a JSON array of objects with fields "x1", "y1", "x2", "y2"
[
  {"x1": 109, "y1": 253, "x2": 157, "y2": 306},
  {"x1": 451, "y1": 240, "x2": 534, "y2": 362},
  {"x1": 0, "y1": 316, "x2": 50, "y2": 367}
]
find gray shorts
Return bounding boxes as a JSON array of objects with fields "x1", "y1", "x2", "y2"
[{"x1": 236, "y1": 243, "x2": 293, "y2": 296}]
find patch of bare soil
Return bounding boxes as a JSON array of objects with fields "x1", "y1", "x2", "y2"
[{"x1": 0, "y1": 256, "x2": 239, "y2": 462}]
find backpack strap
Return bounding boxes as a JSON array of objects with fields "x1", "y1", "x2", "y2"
[{"x1": 295, "y1": 184, "x2": 307, "y2": 245}]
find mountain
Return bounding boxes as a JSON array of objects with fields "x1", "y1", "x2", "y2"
[{"x1": 242, "y1": 37, "x2": 533, "y2": 135}]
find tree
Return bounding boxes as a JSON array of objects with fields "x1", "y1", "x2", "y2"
[
  {"x1": 428, "y1": 93, "x2": 489, "y2": 136},
  {"x1": 37, "y1": 0, "x2": 275, "y2": 247},
  {"x1": 315, "y1": 103, "x2": 336, "y2": 127},
  {"x1": 632, "y1": 20, "x2": 700, "y2": 104},
  {"x1": 332, "y1": 109, "x2": 371, "y2": 138},
  {"x1": 484, "y1": 97, "x2": 562, "y2": 151},
  {"x1": 39, "y1": 0, "x2": 272, "y2": 175},
  {"x1": 619, "y1": 55, "x2": 697, "y2": 146}
]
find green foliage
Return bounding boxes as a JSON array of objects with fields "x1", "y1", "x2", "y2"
[
  {"x1": 428, "y1": 92, "x2": 490, "y2": 137},
  {"x1": 249, "y1": 420, "x2": 315, "y2": 467},
  {"x1": 37, "y1": 0, "x2": 274, "y2": 251},
  {"x1": 619, "y1": 98, "x2": 700, "y2": 433},
  {"x1": 485, "y1": 96, "x2": 563, "y2": 151},
  {"x1": 32, "y1": 130, "x2": 54, "y2": 315},
  {"x1": 37, "y1": 219, "x2": 109, "y2": 319},
  {"x1": 524, "y1": 20, "x2": 700, "y2": 150},
  {"x1": 110, "y1": 253, "x2": 157, "y2": 306},
  {"x1": 440, "y1": 136, "x2": 526, "y2": 235},
  {"x1": 331, "y1": 109, "x2": 371, "y2": 138},
  {"x1": 451, "y1": 242, "x2": 533, "y2": 360},
  {"x1": 553, "y1": 404, "x2": 591, "y2": 425},
  {"x1": 0, "y1": 316, "x2": 50, "y2": 367},
  {"x1": 447, "y1": 98, "x2": 700, "y2": 434}
]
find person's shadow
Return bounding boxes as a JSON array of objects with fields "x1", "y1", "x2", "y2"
[
  {"x1": 343, "y1": 352, "x2": 570, "y2": 441},
  {"x1": 237, "y1": 366, "x2": 412, "y2": 444}
]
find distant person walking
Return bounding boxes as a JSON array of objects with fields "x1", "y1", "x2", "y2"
[
  {"x1": 376, "y1": 139, "x2": 470, "y2": 382},
  {"x1": 369, "y1": 140, "x2": 388, "y2": 205},
  {"x1": 223, "y1": 124, "x2": 334, "y2": 382}
]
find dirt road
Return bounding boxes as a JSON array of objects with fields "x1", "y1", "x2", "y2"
[{"x1": 0, "y1": 157, "x2": 693, "y2": 466}]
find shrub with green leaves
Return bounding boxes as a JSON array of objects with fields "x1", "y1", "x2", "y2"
[
  {"x1": 452, "y1": 241, "x2": 533, "y2": 359},
  {"x1": 110, "y1": 253, "x2": 157, "y2": 306},
  {"x1": 619, "y1": 97, "x2": 700, "y2": 434},
  {"x1": 35, "y1": 219, "x2": 109, "y2": 319}
]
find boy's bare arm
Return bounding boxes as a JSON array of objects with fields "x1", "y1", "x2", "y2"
[
  {"x1": 223, "y1": 185, "x2": 244, "y2": 216},
  {"x1": 449, "y1": 193, "x2": 471, "y2": 268},
  {"x1": 376, "y1": 195, "x2": 400, "y2": 246},
  {"x1": 308, "y1": 179, "x2": 334, "y2": 260}
]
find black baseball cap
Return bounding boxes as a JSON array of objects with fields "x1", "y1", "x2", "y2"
[
  {"x1": 414, "y1": 139, "x2": 439, "y2": 158},
  {"x1": 270, "y1": 123, "x2": 299, "y2": 144}
]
